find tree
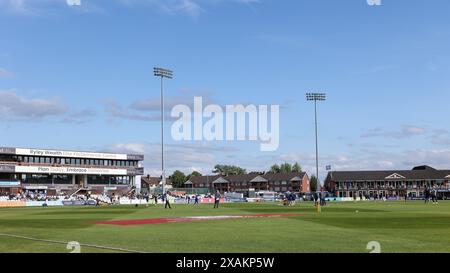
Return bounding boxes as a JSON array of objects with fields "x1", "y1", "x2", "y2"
[
  {"x1": 310, "y1": 175, "x2": 318, "y2": 192},
  {"x1": 292, "y1": 162, "x2": 302, "y2": 173},
  {"x1": 280, "y1": 163, "x2": 292, "y2": 173},
  {"x1": 213, "y1": 164, "x2": 246, "y2": 175},
  {"x1": 171, "y1": 170, "x2": 186, "y2": 188},
  {"x1": 269, "y1": 164, "x2": 281, "y2": 173},
  {"x1": 186, "y1": 171, "x2": 202, "y2": 181}
]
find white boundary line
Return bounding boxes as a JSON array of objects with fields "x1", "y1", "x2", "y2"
[{"x1": 0, "y1": 233, "x2": 146, "y2": 253}]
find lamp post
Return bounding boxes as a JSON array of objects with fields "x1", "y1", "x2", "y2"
[
  {"x1": 306, "y1": 93, "x2": 326, "y2": 193},
  {"x1": 154, "y1": 67, "x2": 173, "y2": 196}
]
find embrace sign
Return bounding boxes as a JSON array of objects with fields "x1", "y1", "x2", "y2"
[{"x1": 15, "y1": 166, "x2": 128, "y2": 175}]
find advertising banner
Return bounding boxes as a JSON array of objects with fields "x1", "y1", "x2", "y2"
[
  {"x1": 0, "y1": 181, "x2": 21, "y2": 187},
  {"x1": 225, "y1": 198, "x2": 247, "y2": 203},
  {"x1": 62, "y1": 200, "x2": 98, "y2": 206},
  {"x1": 127, "y1": 168, "x2": 144, "y2": 175},
  {"x1": 0, "y1": 147, "x2": 15, "y2": 154},
  {"x1": 118, "y1": 199, "x2": 149, "y2": 205},
  {"x1": 62, "y1": 200, "x2": 87, "y2": 206},
  {"x1": 0, "y1": 165, "x2": 15, "y2": 173},
  {"x1": 201, "y1": 198, "x2": 226, "y2": 203},
  {"x1": 0, "y1": 201, "x2": 26, "y2": 207},
  {"x1": 26, "y1": 201, "x2": 64, "y2": 207},
  {"x1": 15, "y1": 148, "x2": 128, "y2": 160},
  {"x1": 15, "y1": 165, "x2": 127, "y2": 175},
  {"x1": 23, "y1": 185, "x2": 48, "y2": 190}
]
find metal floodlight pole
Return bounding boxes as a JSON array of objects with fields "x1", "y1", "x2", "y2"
[
  {"x1": 306, "y1": 93, "x2": 326, "y2": 193},
  {"x1": 154, "y1": 67, "x2": 173, "y2": 196}
]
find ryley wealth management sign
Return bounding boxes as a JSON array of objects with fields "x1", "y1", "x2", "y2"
[{"x1": 15, "y1": 148, "x2": 128, "y2": 160}]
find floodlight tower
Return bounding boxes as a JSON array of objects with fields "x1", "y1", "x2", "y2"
[
  {"x1": 306, "y1": 93, "x2": 326, "y2": 193},
  {"x1": 154, "y1": 67, "x2": 173, "y2": 196}
]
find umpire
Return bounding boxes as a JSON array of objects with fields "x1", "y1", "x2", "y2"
[
  {"x1": 214, "y1": 190, "x2": 221, "y2": 209},
  {"x1": 164, "y1": 192, "x2": 172, "y2": 209}
]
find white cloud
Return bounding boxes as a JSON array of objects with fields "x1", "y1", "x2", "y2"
[
  {"x1": 104, "y1": 92, "x2": 216, "y2": 121},
  {"x1": 0, "y1": 0, "x2": 261, "y2": 17},
  {"x1": 0, "y1": 90, "x2": 68, "y2": 121},
  {"x1": 61, "y1": 108, "x2": 97, "y2": 124},
  {"x1": 100, "y1": 139, "x2": 450, "y2": 184},
  {"x1": 0, "y1": 68, "x2": 15, "y2": 78},
  {"x1": 275, "y1": 148, "x2": 450, "y2": 182},
  {"x1": 361, "y1": 125, "x2": 426, "y2": 139},
  {"x1": 102, "y1": 99, "x2": 157, "y2": 121},
  {"x1": 106, "y1": 141, "x2": 239, "y2": 176},
  {"x1": 429, "y1": 129, "x2": 450, "y2": 146},
  {"x1": 0, "y1": 0, "x2": 28, "y2": 14}
]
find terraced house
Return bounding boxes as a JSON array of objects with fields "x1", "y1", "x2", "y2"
[
  {"x1": 324, "y1": 165, "x2": 450, "y2": 199},
  {"x1": 184, "y1": 172, "x2": 310, "y2": 194}
]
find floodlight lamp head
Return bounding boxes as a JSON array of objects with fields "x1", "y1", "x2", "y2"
[
  {"x1": 306, "y1": 92, "x2": 326, "y2": 101},
  {"x1": 154, "y1": 67, "x2": 173, "y2": 79}
]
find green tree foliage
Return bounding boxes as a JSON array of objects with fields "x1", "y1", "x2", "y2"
[
  {"x1": 280, "y1": 163, "x2": 292, "y2": 173},
  {"x1": 270, "y1": 164, "x2": 281, "y2": 173},
  {"x1": 186, "y1": 171, "x2": 202, "y2": 181},
  {"x1": 171, "y1": 170, "x2": 186, "y2": 188},
  {"x1": 213, "y1": 164, "x2": 246, "y2": 176},
  {"x1": 269, "y1": 162, "x2": 302, "y2": 173},
  {"x1": 292, "y1": 162, "x2": 302, "y2": 173},
  {"x1": 310, "y1": 175, "x2": 318, "y2": 192}
]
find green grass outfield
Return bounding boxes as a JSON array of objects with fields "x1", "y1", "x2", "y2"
[{"x1": 1, "y1": 201, "x2": 450, "y2": 253}]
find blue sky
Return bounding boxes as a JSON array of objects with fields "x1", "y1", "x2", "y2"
[{"x1": 1, "y1": 0, "x2": 450, "y2": 181}]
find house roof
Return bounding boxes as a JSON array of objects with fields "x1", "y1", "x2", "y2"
[
  {"x1": 262, "y1": 172, "x2": 306, "y2": 181},
  {"x1": 327, "y1": 166, "x2": 450, "y2": 181},
  {"x1": 185, "y1": 172, "x2": 307, "y2": 185},
  {"x1": 186, "y1": 175, "x2": 222, "y2": 184},
  {"x1": 141, "y1": 176, "x2": 172, "y2": 186}
]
